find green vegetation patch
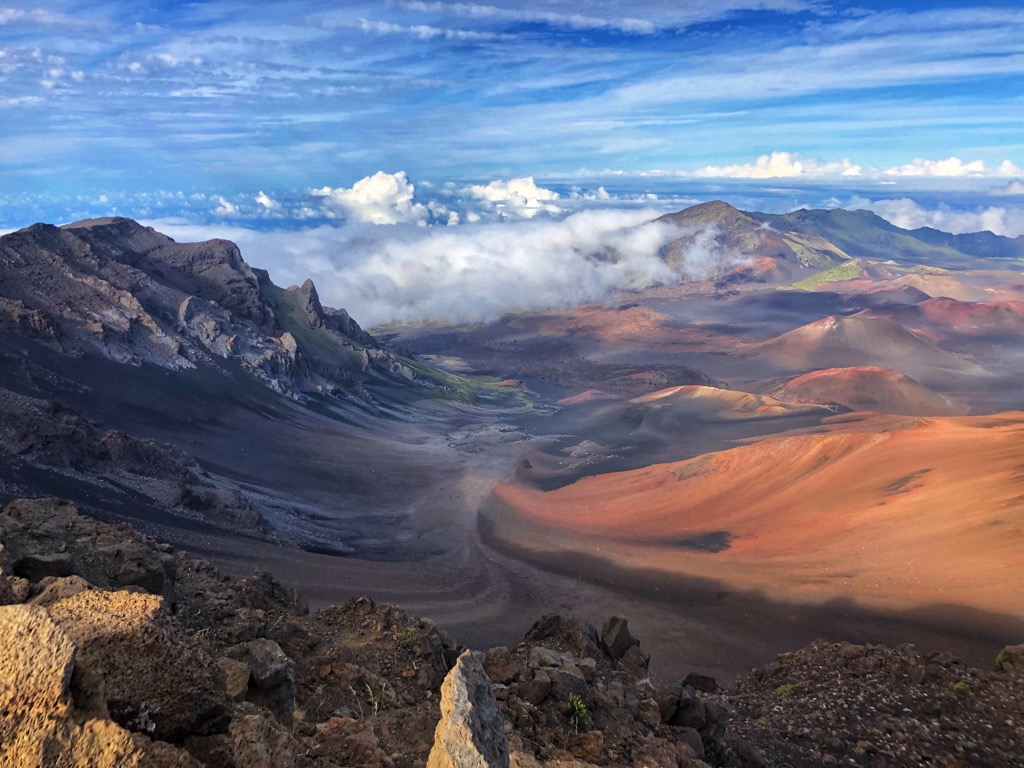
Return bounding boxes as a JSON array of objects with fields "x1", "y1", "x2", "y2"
[{"x1": 792, "y1": 261, "x2": 863, "y2": 290}]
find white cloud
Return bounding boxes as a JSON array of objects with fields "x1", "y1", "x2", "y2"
[
  {"x1": 850, "y1": 196, "x2": 1024, "y2": 237},
  {"x1": 143, "y1": 210, "x2": 744, "y2": 326},
  {"x1": 990, "y1": 180, "x2": 1024, "y2": 196},
  {"x1": 356, "y1": 18, "x2": 510, "y2": 41},
  {"x1": 400, "y1": 1, "x2": 818, "y2": 34},
  {"x1": 883, "y1": 156, "x2": 1023, "y2": 178},
  {"x1": 212, "y1": 196, "x2": 238, "y2": 216},
  {"x1": 694, "y1": 151, "x2": 861, "y2": 179},
  {"x1": 312, "y1": 171, "x2": 429, "y2": 225},
  {"x1": 463, "y1": 176, "x2": 563, "y2": 219},
  {"x1": 255, "y1": 191, "x2": 280, "y2": 210}
]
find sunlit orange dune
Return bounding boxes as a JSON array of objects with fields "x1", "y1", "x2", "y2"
[
  {"x1": 558, "y1": 389, "x2": 622, "y2": 406},
  {"x1": 488, "y1": 411, "x2": 1024, "y2": 615},
  {"x1": 755, "y1": 314, "x2": 986, "y2": 380},
  {"x1": 627, "y1": 384, "x2": 836, "y2": 421},
  {"x1": 773, "y1": 366, "x2": 966, "y2": 416}
]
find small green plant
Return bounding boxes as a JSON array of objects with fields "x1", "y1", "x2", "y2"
[
  {"x1": 566, "y1": 693, "x2": 589, "y2": 732},
  {"x1": 773, "y1": 681, "x2": 808, "y2": 697},
  {"x1": 952, "y1": 680, "x2": 972, "y2": 696},
  {"x1": 399, "y1": 627, "x2": 418, "y2": 648},
  {"x1": 757, "y1": 716, "x2": 769, "y2": 727},
  {"x1": 995, "y1": 647, "x2": 1017, "y2": 668}
]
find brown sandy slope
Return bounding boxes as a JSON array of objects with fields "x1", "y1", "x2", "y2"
[
  {"x1": 773, "y1": 366, "x2": 966, "y2": 416},
  {"x1": 489, "y1": 411, "x2": 1024, "y2": 616},
  {"x1": 755, "y1": 314, "x2": 986, "y2": 382},
  {"x1": 864, "y1": 297, "x2": 1024, "y2": 337},
  {"x1": 627, "y1": 385, "x2": 836, "y2": 421}
]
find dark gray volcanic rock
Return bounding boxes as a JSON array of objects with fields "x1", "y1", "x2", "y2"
[{"x1": 0, "y1": 217, "x2": 415, "y2": 398}]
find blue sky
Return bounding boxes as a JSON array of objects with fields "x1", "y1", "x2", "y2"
[{"x1": 2, "y1": 1, "x2": 1024, "y2": 280}]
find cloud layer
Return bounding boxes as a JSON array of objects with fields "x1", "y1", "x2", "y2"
[{"x1": 147, "y1": 209, "x2": 743, "y2": 326}]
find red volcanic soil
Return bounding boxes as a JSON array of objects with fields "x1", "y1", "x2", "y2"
[
  {"x1": 627, "y1": 384, "x2": 834, "y2": 421},
  {"x1": 719, "y1": 255, "x2": 792, "y2": 284},
  {"x1": 537, "y1": 304, "x2": 674, "y2": 345},
  {"x1": 773, "y1": 366, "x2": 966, "y2": 416},
  {"x1": 756, "y1": 314, "x2": 985, "y2": 380},
  {"x1": 558, "y1": 389, "x2": 622, "y2": 406},
  {"x1": 916, "y1": 297, "x2": 1024, "y2": 333},
  {"x1": 489, "y1": 411, "x2": 1024, "y2": 616}
]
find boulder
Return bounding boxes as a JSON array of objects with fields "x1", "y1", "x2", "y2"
[
  {"x1": 315, "y1": 716, "x2": 394, "y2": 768},
  {"x1": 484, "y1": 646, "x2": 521, "y2": 684},
  {"x1": 229, "y1": 702, "x2": 304, "y2": 768},
  {"x1": 0, "y1": 604, "x2": 200, "y2": 766},
  {"x1": 225, "y1": 638, "x2": 296, "y2": 725},
  {"x1": 667, "y1": 686, "x2": 706, "y2": 731},
  {"x1": 519, "y1": 670, "x2": 553, "y2": 705},
  {"x1": 47, "y1": 589, "x2": 229, "y2": 742},
  {"x1": 218, "y1": 657, "x2": 251, "y2": 701},
  {"x1": 546, "y1": 667, "x2": 588, "y2": 702},
  {"x1": 683, "y1": 673, "x2": 718, "y2": 694},
  {"x1": 529, "y1": 646, "x2": 563, "y2": 669},
  {"x1": 619, "y1": 645, "x2": 651, "y2": 679},
  {"x1": 601, "y1": 617, "x2": 640, "y2": 660},
  {"x1": 427, "y1": 650, "x2": 510, "y2": 768}
]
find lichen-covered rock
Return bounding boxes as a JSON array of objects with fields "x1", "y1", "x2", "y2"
[
  {"x1": 427, "y1": 650, "x2": 510, "y2": 768},
  {"x1": 47, "y1": 589, "x2": 229, "y2": 742}
]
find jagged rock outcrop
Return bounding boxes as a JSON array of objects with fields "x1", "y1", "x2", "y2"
[
  {"x1": 428, "y1": 650, "x2": 510, "y2": 768},
  {"x1": 0, "y1": 218, "x2": 417, "y2": 399}
]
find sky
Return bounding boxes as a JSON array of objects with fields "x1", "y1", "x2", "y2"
[{"x1": 2, "y1": 1, "x2": 1024, "y2": 322}]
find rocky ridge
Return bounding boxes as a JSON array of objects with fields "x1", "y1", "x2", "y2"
[
  {"x1": 2, "y1": 497, "x2": 1021, "y2": 768},
  {"x1": 0, "y1": 218, "x2": 418, "y2": 399}
]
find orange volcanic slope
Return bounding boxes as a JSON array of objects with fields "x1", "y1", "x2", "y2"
[
  {"x1": 756, "y1": 314, "x2": 985, "y2": 380},
  {"x1": 917, "y1": 298, "x2": 1024, "y2": 333},
  {"x1": 491, "y1": 412, "x2": 1024, "y2": 614},
  {"x1": 628, "y1": 385, "x2": 835, "y2": 421},
  {"x1": 774, "y1": 366, "x2": 966, "y2": 416}
]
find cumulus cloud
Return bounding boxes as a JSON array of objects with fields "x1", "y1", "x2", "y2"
[
  {"x1": 463, "y1": 176, "x2": 563, "y2": 219},
  {"x1": 694, "y1": 151, "x2": 861, "y2": 179},
  {"x1": 312, "y1": 171, "x2": 429, "y2": 225},
  {"x1": 849, "y1": 196, "x2": 1024, "y2": 237},
  {"x1": 990, "y1": 180, "x2": 1024, "y2": 196},
  {"x1": 145, "y1": 210, "x2": 744, "y2": 326},
  {"x1": 255, "y1": 191, "x2": 280, "y2": 210},
  {"x1": 212, "y1": 196, "x2": 238, "y2": 216},
  {"x1": 883, "y1": 156, "x2": 1023, "y2": 178}
]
